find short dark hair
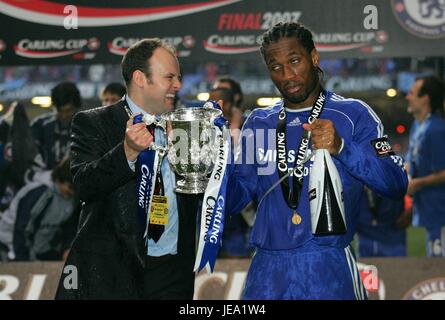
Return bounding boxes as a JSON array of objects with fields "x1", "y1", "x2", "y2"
[
  {"x1": 209, "y1": 87, "x2": 235, "y2": 106},
  {"x1": 103, "y1": 82, "x2": 126, "y2": 97},
  {"x1": 215, "y1": 77, "x2": 243, "y2": 107},
  {"x1": 260, "y1": 22, "x2": 323, "y2": 77},
  {"x1": 260, "y1": 22, "x2": 316, "y2": 58},
  {"x1": 121, "y1": 38, "x2": 176, "y2": 88},
  {"x1": 51, "y1": 82, "x2": 81, "y2": 110},
  {"x1": 416, "y1": 75, "x2": 444, "y2": 113}
]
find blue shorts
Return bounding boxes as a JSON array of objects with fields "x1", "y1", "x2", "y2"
[
  {"x1": 358, "y1": 234, "x2": 406, "y2": 257},
  {"x1": 426, "y1": 226, "x2": 445, "y2": 257},
  {"x1": 242, "y1": 244, "x2": 367, "y2": 300}
]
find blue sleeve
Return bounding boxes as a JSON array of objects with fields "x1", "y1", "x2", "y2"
[
  {"x1": 226, "y1": 112, "x2": 258, "y2": 214},
  {"x1": 426, "y1": 126, "x2": 445, "y2": 173},
  {"x1": 335, "y1": 101, "x2": 408, "y2": 199}
]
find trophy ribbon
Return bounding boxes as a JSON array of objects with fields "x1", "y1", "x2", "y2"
[{"x1": 194, "y1": 101, "x2": 231, "y2": 273}]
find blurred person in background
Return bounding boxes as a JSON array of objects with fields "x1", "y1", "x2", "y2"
[
  {"x1": 101, "y1": 82, "x2": 126, "y2": 106},
  {"x1": 405, "y1": 75, "x2": 445, "y2": 257},
  {"x1": 0, "y1": 102, "x2": 44, "y2": 211},
  {"x1": 24, "y1": 157, "x2": 77, "y2": 261},
  {"x1": 355, "y1": 187, "x2": 411, "y2": 257},
  {"x1": 31, "y1": 82, "x2": 82, "y2": 170},
  {"x1": 2, "y1": 180, "x2": 50, "y2": 261},
  {"x1": 0, "y1": 101, "x2": 47, "y2": 261},
  {"x1": 213, "y1": 77, "x2": 245, "y2": 137},
  {"x1": 208, "y1": 87, "x2": 235, "y2": 130}
]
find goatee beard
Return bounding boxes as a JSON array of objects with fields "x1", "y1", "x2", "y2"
[
  {"x1": 284, "y1": 90, "x2": 311, "y2": 104},
  {"x1": 282, "y1": 67, "x2": 319, "y2": 105},
  {"x1": 284, "y1": 82, "x2": 318, "y2": 105}
]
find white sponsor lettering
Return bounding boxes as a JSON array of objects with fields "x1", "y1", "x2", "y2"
[
  {"x1": 313, "y1": 32, "x2": 376, "y2": 43},
  {"x1": 294, "y1": 138, "x2": 308, "y2": 178},
  {"x1": 375, "y1": 140, "x2": 392, "y2": 152},
  {"x1": 138, "y1": 165, "x2": 151, "y2": 208},
  {"x1": 209, "y1": 196, "x2": 225, "y2": 244},
  {"x1": 111, "y1": 36, "x2": 184, "y2": 49},
  {"x1": 276, "y1": 132, "x2": 287, "y2": 172},
  {"x1": 213, "y1": 147, "x2": 226, "y2": 181},
  {"x1": 207, "y1": 34, "x2": 257, "y2": 46},
  {"x1": 308, "y1": 92, "x2": 325, "y2": 124},
  {"x1": 18, "y1": 39, "x2": 88, "y2": 51},
  {"x1": 203, "y1": 196, "x2": 216, "y2": 242}
]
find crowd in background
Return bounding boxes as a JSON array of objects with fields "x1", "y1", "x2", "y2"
[
  {"x1": 0, "y1": 71, "x2": 444, "y2": 263},
  {"x1": 0, "y1": 82, "x2": 128, "y2": 262}
]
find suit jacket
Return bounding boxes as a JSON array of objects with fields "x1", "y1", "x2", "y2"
[{"x1": 55, "y1": 100, "x2": 199, "y2": 299}]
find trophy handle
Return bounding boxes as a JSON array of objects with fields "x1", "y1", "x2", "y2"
[
  {"x1": 157, "y1": 119, "x2": 166, "y2": 131},
  {"x1": 140, "y1": 114, "x2": 167, "y2": 154},
  {"x1": 142, "y1": 113, "x2": 166, "y2": 131}
]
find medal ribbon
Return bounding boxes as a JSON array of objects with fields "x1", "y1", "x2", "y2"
[{"x1": 276, "y1": 89, "x2": 327, "y2": 211}]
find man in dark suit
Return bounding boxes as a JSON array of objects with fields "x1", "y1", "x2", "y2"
[{"x1": 55, "y1": 38, "x2": 199, "y2": 299}]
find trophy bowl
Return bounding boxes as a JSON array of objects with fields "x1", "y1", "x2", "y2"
[{"x1": 161, "y1": 107, "x2": 222, "y2": 194}]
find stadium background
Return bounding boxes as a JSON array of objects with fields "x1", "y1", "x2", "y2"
[{"x1": 0, "y1": 0, "x2": 444, "y2": 300}]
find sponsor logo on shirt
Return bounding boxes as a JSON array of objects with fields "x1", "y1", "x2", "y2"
[
  {"x1": 287, "y1": 117, "x2": 302, "y2": 127},
  {"x1": 371, "y1": 137, "x2": 395, "y2": 158}
]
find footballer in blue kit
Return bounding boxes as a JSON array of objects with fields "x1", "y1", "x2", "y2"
[
  {"x1": 406, "y1": 76, "x2": 445, "y2": 257},
  {"x1": 225, "y1": 22, "x2": 408, "y2": 300}
]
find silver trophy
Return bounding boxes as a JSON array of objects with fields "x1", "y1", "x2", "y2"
[{"x1": 144, "y1": 106, "x2": 222, "y2": 194}]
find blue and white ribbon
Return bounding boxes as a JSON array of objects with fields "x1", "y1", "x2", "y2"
[
  {"x1": 133, "y1": 114, "x2": 159, "y2": 239},
  {"x1": 194, "y1": 101, "x2": 231, "y2": 273}
]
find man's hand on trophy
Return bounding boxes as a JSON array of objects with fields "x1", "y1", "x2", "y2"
[
  {"x1": 303, "y1": 119, "x2": 343, "y2": 155},
  {"x1": 124, "y1": 114, "x2": 154, "y2": 161}
]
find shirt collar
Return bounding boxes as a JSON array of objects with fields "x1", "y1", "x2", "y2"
[
  {"x1": 125, "y1": 94, "x2": 162, "y2": 128},
  {"x1": 125, "y1": 94, "x2": 146, "y2": 116}
]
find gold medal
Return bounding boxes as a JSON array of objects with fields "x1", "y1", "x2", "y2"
[{"x1": 292, "y1": 212, "x2": 302, "y2": 225}]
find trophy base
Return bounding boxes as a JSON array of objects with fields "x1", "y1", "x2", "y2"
[{"x1": 174, "y1": 176, "x2": 208, "y2": 194}]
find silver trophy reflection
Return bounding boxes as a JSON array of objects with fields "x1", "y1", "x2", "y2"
[{"x1": 142, "y1": 103, "x2": 222, "y2": 194}]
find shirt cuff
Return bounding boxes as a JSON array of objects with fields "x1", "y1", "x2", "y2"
[{"x1": 336, "y1": 138, "x2": 345, "y2": 156}]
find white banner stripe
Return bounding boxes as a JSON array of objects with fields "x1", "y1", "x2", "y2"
[
  {"x1": 0, "y1": 0, "x2": 242, "y2": 27},
  {"x1": 194, "y1": 126, "x2": 230, "y2": 272}
]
